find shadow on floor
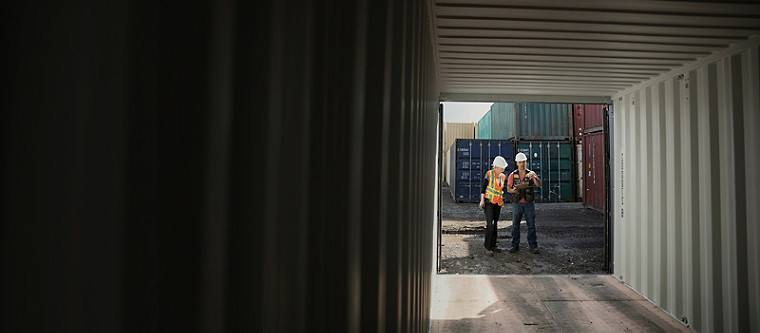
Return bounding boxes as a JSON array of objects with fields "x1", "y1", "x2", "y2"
[{"x1": 431, "y1": 274, "x2": 690, "y2": 332}]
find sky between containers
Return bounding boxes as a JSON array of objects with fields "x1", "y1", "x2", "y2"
[{"x1": 442, "y1": 102, "x2": 493, "y2": 123}]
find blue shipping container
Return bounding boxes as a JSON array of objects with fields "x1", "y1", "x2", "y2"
[{"x1": 449, "y1": 139, "x2": 515, "y2": 203}]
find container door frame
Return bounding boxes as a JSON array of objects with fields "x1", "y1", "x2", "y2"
[
  {"x1": 436, "y1": 102, "x2": 614, "y2": 274},
  {"x1": 437, "y1": 103, "x2": 443, "y2": 273},
  {"x1": 604, "y1": 105, "x2": 613, "y2": 273}
]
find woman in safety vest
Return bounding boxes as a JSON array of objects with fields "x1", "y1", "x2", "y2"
[
  {"x1": 506, "y1": 152, "x2": 543, "y2": 254},
  {"x1": 479, "y1": 156, "x2": 508, "y2": 256}
]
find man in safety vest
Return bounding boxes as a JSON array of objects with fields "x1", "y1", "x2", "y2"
[
  {"x1": 506, "y1": 152, "x2": 543, "y2": 254},
  {"x1": 479, "y1": 156, "x2": 508, "y2": 257}
]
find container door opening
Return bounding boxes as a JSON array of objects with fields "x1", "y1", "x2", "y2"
[{"x1": 437, "y1": 101, "x2": 612, "y2": 275}]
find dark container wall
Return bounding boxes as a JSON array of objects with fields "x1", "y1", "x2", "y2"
[
  {"x1": 1, "y1": 0, "x2": 439, "y2": 332},
  {"x1": 2, "y1": 1, "x2": 157, "y2": 332},
  {"x1": 583, "y1": 131, "x2": 606, "y2": 212}
]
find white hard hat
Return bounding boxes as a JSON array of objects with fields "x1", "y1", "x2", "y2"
[
  {"x1": 515, "y1": 152, "x2": 527, "y2": 162},
  {"x1": 492, "y1": 156, "x2": 508, "y2": 168}
]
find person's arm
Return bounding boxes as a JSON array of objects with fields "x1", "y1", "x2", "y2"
[
  {"x1": 481, "y1": 172, "x2": 489, "y2": 195},
  {"x1": 530, "y1": 171, "x2": 542, "y2": 187},
  {"x1": 479, "y1": 172, "x2": 488, "y2": 208}
]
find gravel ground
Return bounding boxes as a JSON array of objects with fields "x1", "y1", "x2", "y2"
[{"x1": 440, "y1": 183, "x2": 607, "y2": 275}]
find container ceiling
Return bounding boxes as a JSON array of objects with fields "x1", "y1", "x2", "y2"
[{"x1": 432, "y1": 0, "x2": 760, "y2": 102}]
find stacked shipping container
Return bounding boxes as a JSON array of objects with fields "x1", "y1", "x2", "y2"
[
  {"x1": 448, "y1": 139, "x2": 514, "y2": 203},
  {"x1": 456, "y1": 103, "x2": 608, "y2": 205},
  {"x1": 442, "y1": 122, "x2": 478, "y2": 185},
  {"x1": 582, "y1": 104, "x2": 605, "y2": 131},
  {"x1": 479, "y1": 102, "x2": 575, "y2": 202},
  {"x1": 480, "y1": 102, "x2": 573, "y2": 140},
  {"x1": 477, "y1": 111, "x2": 491, "y2": 139},
  {"x1": 574, "y1": 104, "x2": 607, "y2": 212},
  {"x1": 583, "y1": 131, "x2": 605, "y2": 211},
  {"x1": 509, "y1": 103, "x2": 573, "y2": 140}
]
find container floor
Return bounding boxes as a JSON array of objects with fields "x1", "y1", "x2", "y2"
[{"x1": 431, "y1": 275, "x2": 689, "y2": 332}]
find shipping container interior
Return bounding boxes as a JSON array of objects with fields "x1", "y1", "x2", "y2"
[
  {"x1": 433, "y1": 2, "x2": 759, "y2": 332},
  {"x1": 5, "y1": 0, "x2": 760, "y2": 332}
]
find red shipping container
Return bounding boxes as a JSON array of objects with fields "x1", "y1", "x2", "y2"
[
  {"x1": 573, "y1": 104, "x2": 584, "y2": 141},
  {"x1": 582, "y1": 104, "x2": 605, "y2": 133},
  {"x1": 573, "y1": 104, "x2": 606, "y2": 138},
  {"x1": 583, "y1": 131, "x2": 605, "y2": 212}
]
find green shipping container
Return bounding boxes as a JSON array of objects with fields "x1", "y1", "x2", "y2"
[
  {"x1": 514, "y1": 140, "x2": 574, "y2": 202},
  {"x1": 490, "y1": 102, "x2": 515, "y2": 140},
  {"x1": 491, "y1": 102, "x2": 572, "y2": 140},
  {"x1": 478, "y1": 110, "x2": 491, "y2": 139}
]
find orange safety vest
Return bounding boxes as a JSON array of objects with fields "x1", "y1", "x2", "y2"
[{"x1": 485, "y1": 170, "x2": 506, "y2": 206}]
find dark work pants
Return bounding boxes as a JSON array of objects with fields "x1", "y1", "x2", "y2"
[
  {"x1": 483, "y1": 201, "x2": 501, "y2": 249},
  {"x1": 511, "y1": 202, "x2": 537, "y2": 248}
]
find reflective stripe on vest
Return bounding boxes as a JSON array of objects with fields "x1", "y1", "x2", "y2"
[{"x1": 485, "y1": 170, "x2": 504, "y2": 206}]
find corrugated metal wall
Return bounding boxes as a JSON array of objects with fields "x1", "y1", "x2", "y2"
[
  {"x1": 582, "y1": 104, "x2": 606, "y2": 132},
  {"x1": 478, "y1": 111, "x2": 491, "y2": 139},
  {"x1": 490, "y1": 102, "x2": 515, "y2": 139},
  {"x1": 1, "y1": 0, "x2": 440, "y2": 332},
  {"x1": 513, "y1": 103, "x2": 574, "y2": 140},
  {"x1": 612, "y1": 46, "x2": 760, "y2": 332},
  {"x1": 490, "y1": 103, "x2": 573, "y2": 140},
  {"x1": 444, "y1": 122, "x2": 479, "y2": 152},
  {"x1": 443, "y1": 122, "x2": 478, "y2": 185},
  {"x1": 573, "y1": 104, "x2": 606, "y2": 135}
]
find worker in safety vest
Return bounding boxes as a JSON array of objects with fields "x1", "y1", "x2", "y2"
[
  {"x1": 479, "y1": 156, "x2": 508, "y2": 257},
  {"x1": 506, "y1": 152, "x2": 543, "y2": 254}
]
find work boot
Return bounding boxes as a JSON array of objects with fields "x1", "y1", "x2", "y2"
[
  {"x1": 507, "y1": 245, "x2": 519, "y2": 253},
  {"x1": 530, "y1": 247, "x2": 540, "y2": 254},
  {"x1": 485, "y1": 248, "x2": 494, "y2": 257},
  {"x1": 491, "y1": 247, "x2": 502, "y2": 253}
]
